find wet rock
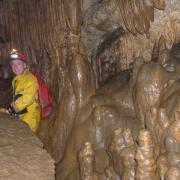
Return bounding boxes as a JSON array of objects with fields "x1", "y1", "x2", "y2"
[{"x1": 0, "y1": 113, "x2": 55, "y2": 180}]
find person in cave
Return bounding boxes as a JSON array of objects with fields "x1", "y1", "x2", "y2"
[{"x1": 4, "y1": 49, "x2": 41, "y2": 133}]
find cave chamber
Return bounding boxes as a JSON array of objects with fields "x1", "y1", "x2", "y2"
[{"x1": 0, "y1": 0, "x2": 179, "y2": 179}]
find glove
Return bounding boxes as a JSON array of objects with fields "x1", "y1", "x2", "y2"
[
  {"x1": 6, "y1": 106, "x2": 17, "y2": 116},
  {"x1": 0, "y1": 108, "x2": 6, "y2": 113}
]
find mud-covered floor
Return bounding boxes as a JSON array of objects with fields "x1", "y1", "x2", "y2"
[{"x1": 0, "y1": 113, "x2": 55, "y2": 180}]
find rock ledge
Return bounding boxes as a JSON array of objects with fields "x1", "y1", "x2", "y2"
[{"x1": 0, "y1": 113, "x2": 55, "y2": 180}]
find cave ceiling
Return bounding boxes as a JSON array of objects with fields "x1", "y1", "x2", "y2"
[
  {"x1": 0, "y1": 1, "x2": 178, "y2": 81},
  {"x1": 82, "y1": 0, "x2": 179, "y2": 84}
]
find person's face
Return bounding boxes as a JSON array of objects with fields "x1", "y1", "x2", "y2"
[{"x1": 10, "y1": 60, "x2": 26, "y2": 75}]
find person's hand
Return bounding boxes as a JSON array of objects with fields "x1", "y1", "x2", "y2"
[
  {"x1": 6, "y1": 106, "x2": 17, "y2": 115},
  {"x1": 0, "y1": 107, "x2": 6, "y2": 113}
]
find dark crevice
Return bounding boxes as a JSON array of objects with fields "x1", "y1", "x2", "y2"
[{"x1": 96, "y1": 27, "x2": 125, "y2": 57}]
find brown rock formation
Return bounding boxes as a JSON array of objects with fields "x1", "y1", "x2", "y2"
[
  {"x1": 135, "y1": 129, "x2": 158, "y2": 180},
  {"x1": 0, "y1": 113, "x2": 55, "y2": 180}
]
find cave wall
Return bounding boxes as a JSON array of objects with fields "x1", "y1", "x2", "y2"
[
  {"x1": 0, "y1": 0, "x2": 69, "y2": 101},
  {"x1": 0, "y1": 1, "x2": 179, "y2": 102},
  {"x1": 0, "y1": 0, "x2": 75, "y2": 162}
]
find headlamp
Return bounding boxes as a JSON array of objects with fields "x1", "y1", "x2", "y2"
[
  {"x1": 10, "y1": 49, "x2": 26, "y2": 62},
  {"x1": 10, "y1": 53, "x2": 19, "y2": 59},
  {"x1": 10, "y1": 49, "x2": 19, "y2": 59}
]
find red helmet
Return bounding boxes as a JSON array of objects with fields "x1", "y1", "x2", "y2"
[{"x1": 10, "y1": 49, "x2": 26, "y2": 63}]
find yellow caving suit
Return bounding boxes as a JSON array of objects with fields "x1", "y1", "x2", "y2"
[{"x1": 11, "y1": 69, "x2": 40, "y2": 132}]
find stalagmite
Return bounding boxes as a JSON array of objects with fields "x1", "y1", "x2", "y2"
[
  {"x1": 157, "y1": 155, "x2": 169, "y2": 180},
  {"x1": 165, "y1": 167, "x2": 180, "y2": 180},
  {"x1": 78, "y1": 142, "x2": 98, "y2": 180},
  {"x1": 135, "y1": 129, "x2": 158, "y2": 180},
  {"x1": 164, "y1": 120, "x2": 180, "y2": 179},
  {"x1": 119, "y1": 129, "x2": 136, "y2": 180},
  {"x1": 109, "y1": 128, "x2": 125, "y2": 176},
  {"x1": 109, "y1": 128, "x2": 137, "y2": 179}
]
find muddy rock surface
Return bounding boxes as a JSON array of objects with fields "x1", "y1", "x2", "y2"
[{"x1": 0, "y1": 113, "x2": 55, "y2": 180}]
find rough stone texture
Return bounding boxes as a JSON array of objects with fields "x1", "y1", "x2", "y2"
[
  {"x1": 81, "y1": 0, "x2": 180, "y2": 84},
  {"x1": 0, "y1": 113, "x2": 55, "y2": 180}
]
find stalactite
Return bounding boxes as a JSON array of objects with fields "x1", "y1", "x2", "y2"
[{"x1": 95, "y1": 32, "x2": 142, "y2": 84}]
